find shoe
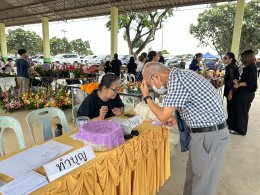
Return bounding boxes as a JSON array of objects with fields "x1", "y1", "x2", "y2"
[{"x1": 229, "y1": 130, "x2": 239, "y2": 135}]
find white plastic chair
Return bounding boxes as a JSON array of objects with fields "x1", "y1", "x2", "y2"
[
  {"x1": 26, "y1": 107, "x2": 70, "y2": 142},
  {"x1": 0, "y1": 116, "x2": 26, "y2": 156},
  {"x1": 124, "y1": 73, "x2": 136, "y2": 82},
  {"x1": 72, "y1": 104, "x2": 81, "y2": 124},
  {"x1": 98, "y1": 73, "x2": 106, "y2": 83}
]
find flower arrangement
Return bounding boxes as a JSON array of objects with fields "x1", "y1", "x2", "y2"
[
  {"x1": 199, "y1": 69, "x2": 225, "y2": 89},
  {"x1": 120, "y1": 81, "x2": 141, "y2": 94},
  {"x1": 34, "y1": 64, "x2": 97, "y2": 78},
  {"x1": 80, "y1": 82, "x2": 99, "y2": 94},
  {"x1": 0, "y1": 87, "x2": 72, "y2": 113}
]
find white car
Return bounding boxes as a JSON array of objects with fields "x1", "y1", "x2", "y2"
[
  {"x1": 89, "y1": 55, "x2": 108, "y2": 65},
  {"x1": 83, "y1": 55, "x2": 97, "y2": 65},
  {"x1": 52, "y1": 53, "x2": 81, "y2": 65},
  {"x1": 119, "y1": 55, "x2": 131, "y2": 65},
  {"x1": 31, "y1": 55, "x2": 53, "y2": 65}
]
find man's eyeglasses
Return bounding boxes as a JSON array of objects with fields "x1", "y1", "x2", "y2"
[{"x1": 109, "y1": 87, "x2": 119, "y2": 93}]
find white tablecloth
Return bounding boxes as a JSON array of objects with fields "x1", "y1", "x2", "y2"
[{"x1": 0, "y1": 77, "x2": 16, "y2": 92}]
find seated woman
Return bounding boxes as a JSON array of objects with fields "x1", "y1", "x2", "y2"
[{"x1": 78, "y1": 73, "x2": 124, "y2": 121}]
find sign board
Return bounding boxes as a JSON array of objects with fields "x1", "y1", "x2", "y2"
[
  {"x1": 121, "y1": 115, "x2": 143, "y2": 134},
  {"x1": 43, "y1": 146, "x2": 95, "y2": 182}
]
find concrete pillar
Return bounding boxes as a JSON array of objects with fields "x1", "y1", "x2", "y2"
[
  {"x1": 110, "y1": 6, "x2": 118, "y2": 56},
  {"x1": 0, "y1": 23, "x2": 8, "y2": 61},
  {"x1": 231, "y1": 0, "x2": 246, "y2": 58},
  {"x1": 42, "y1": 17, "x2": 51, "y2": 63}
]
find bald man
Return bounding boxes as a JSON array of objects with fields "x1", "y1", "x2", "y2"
[{"x1": 140, "y1": 62, "x2": 229, "y2": 195}]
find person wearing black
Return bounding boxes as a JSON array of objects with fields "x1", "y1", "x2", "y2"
[
  {"x1": 110, "y1": 53, "x2": 122, "y2": 77},
  {"x1": 189, "y1": 53, "x2": 203, "y2": 71},
  {"x1": 78, "y1": 74, "x2": 124, "y2": 121},
  {"x1": 222, "y1": 52, "x2": 240, "y2": 131},
  {"x1": 230, "y1": 50, "x2": 257, "y2": 135},
  {"x1": 104, "y1": 60, "x2": 111, "y2": 73},
  {"x1": 158, "y1": 51, "x2": 165, "y2": 64},
  {"x1": 147, "y1": 51, "x2": 158, "y2": 63},
  {"x1": 127, "y1": 57, "x2": 137, "y2": 75}
]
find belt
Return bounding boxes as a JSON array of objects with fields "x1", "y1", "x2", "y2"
[{"x1": 189, "y1": 122, "x2": 227, "y2": 133}]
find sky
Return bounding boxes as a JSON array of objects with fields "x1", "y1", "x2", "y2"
[{"x1": 6, "y1": 5, "x2": 219, "y2": 56}]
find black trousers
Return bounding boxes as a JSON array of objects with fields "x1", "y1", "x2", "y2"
[
  {"x1": 226, "y1": 94, "x2": 238, "y2": 131},
  {"x1": 235, "y1": 91, "x2": 255, "y2": 135}
]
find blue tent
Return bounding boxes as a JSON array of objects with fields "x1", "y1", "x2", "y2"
[{"x1": 203, "y1": 52, "x2": 215, "y2": 58}]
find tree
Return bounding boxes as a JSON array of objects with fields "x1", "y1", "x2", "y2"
[
  {"x1": 50, "y1": 37, "x2": 72, "y2": 55},
  {"x1": 189, "y1": 1, "x2": 260, "y2": 57},
  {"x1": 106, "y1": 9, "x2": 173, "y2": 55},
  {"x1": 162, "y1": 49, "x2": 169, "y2": 54},
  {"x1": 70, "y1": 38, "x2": 93, "y2": 56},
  {"x1": 7, "y1": 28, "x2": 42, "y2": 55}
]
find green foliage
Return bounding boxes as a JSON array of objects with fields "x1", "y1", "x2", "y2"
[
  {"x1": 162, "y1": 49, "x2": 169, "y2": 54},
  {"x1": 190, "y1": 1, "x2": 260, "y2": 56},
  {"x1": 50, "y1": 37, "x2": 93, "y2": 56},
  {"x1": 106, "y1": 9, "x2": 173, "y2": 54},
  {"x1": 7, "y1": 28, "x2": 42, "y2": 55},
  {"x1": 70, "y1": 39, "x2": 93, "y2": 56},
  {"x1": 6, "y1": 28, "x2": 93, "y2": 56},
  {"x1": 50, "y1": 37, "x2": 72, "y2": 55}
]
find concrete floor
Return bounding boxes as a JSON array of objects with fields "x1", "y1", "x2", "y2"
[{"x1": 1, "y1": 80, "x2": 260, "y2": 195}]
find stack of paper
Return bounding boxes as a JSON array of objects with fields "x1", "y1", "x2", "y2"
[
  {"x1": 0, "y1": 171, "x2": 48, "y2": 195},
  {"x1": 0, "y1": 141, "x2": 73, "y2": 179}
]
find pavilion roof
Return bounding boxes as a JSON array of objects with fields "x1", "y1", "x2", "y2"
[{"x1": 0, "y1": 0, "x2": 234, "y2": 27}]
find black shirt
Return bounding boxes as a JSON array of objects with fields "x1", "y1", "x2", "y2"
[
  {"x1": 127, "y1": 62, "x2": 137, "y2": 75},
  {"x1": 159, "y1": 56, "x2": 165, "y2": 64},
  {"x1": 224, "y1": 63, "x2": 240, "y2": 96},
  {"x1": 238, "y1": 64, "x2": 258, "y2": 93},
  {"x1": 110, "y1": 59, "x2": 122, "y2": 77},
  {"x1": 77, "y1": 90, "x2": 124, "y2": 119}
]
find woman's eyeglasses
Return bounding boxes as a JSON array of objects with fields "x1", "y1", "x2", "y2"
[{"x1": 109, "y1": 87, "x2": 119, "y2": 93}]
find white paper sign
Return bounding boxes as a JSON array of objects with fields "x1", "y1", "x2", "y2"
[
  {"x1": 121, "y1": 116, "x2": 143, "y2": 134},
  {"x1": 43, "y1": 146, "x2": 96, "y2": 182}
]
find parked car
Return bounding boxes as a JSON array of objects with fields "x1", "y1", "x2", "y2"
[
  {"x1": 31, "y1": 55, "x2": 53, "y2": 65},
  {"x1": 32, "y1": 55, "x2": 44, "y2": 64},
  {"x1": 119, "y1": 55, "x2": 131, "y2": 65},
  {"x1": 82, "y1": 55, "x2": 97, "y2": 65},
  {"x1": 52, "y1": 53, "x2": 81, "y2": 65},
  {"x1": 165, "y1": 58, "x2": 179, "y2": 69},
  {"x1": 89, "y1": 55, "x2": 109, "y2": 65}
]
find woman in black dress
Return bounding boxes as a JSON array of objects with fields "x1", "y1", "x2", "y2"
[
  {"x1": 231, "y1": 50, "x2": 257, "y2": 135},
  {"x1": 110, "y1": 53, "x2": 122, "y2": 77},
  {"x1": 127, "y1": 56, "x2": 137, "y2": 75},
  {"x1": 222, "y1": 52, "x2": 240, "y2": 130}
]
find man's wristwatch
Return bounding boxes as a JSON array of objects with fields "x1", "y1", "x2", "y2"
[{"x1": 143, "y1": 96, "x2": 152, "y2": 104}]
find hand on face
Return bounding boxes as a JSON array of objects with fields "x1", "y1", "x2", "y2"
[
  {"x1": 112, "y1": 107, "x2": 124, "y2": 116},
  {"x1": 141, "y1": 80, "x2": 150, "y2": 97}
]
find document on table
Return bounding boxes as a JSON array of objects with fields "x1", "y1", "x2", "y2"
[
  {"x1": 0, "y1": 171, "x2": 48, "y2": 195},
  {"x1": 0, "y1": 145, "x2": 59, "y2": 178},
  {"x1": 39, "y1": 140, "x2": 73, "y2": 155}
]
